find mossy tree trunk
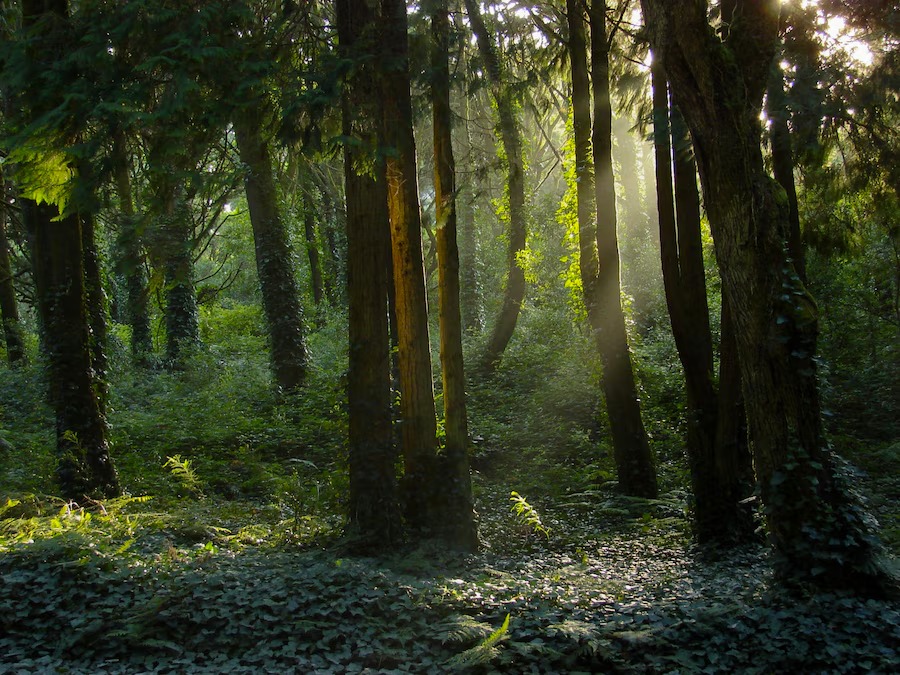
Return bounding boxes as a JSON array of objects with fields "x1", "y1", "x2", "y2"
[
  {"x1": 233, "y1": 98, "x2": 308, "y2": 392},
  {"x1": 0, "y1": 176, "x2": 26, "y2": 366},
  {"x1": 464, "y1": 0, "x2": 527, "y2": 374},
  {"x1": 428, "y1": 0, "x2": 478, "y2": 551},
  {"x1": 588, "y1": 0, "x2": 657, "y2": 498},
  {"x1": 642, "y1": 0, "x2": 895, "y2": 595},
  {"x1": 337, "y1": 0, "x2": 400, "y2": 549}
]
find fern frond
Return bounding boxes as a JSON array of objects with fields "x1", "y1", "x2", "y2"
[{"x1": 445, "y1": 613, "x2": 510, "y2": 670}]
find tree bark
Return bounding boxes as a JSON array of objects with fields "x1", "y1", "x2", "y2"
[
  {"x1": 463, "y1": 0, "x2": 527, "y2": 374},
  {"x1": 642, "y1": 0, "x2": 895, "y2": 595},
  {"x1": 337, "y1": 0, "x2": 400, "y2": 549},
  {"x1": 379, "y1": 0, "x2": 441, "y2": 535},
  {"x1": 589, "y1": 0, "x2": 657, "y2": 498},
  {"x1": 158, "y1": 188, "x2": 199, "y2": 367},
  {"x1": 429, "y1": 0, "x2": 478, "y2": 551},
  {"x1": 303, "y1": 188, "x2": 325, "y2": 309},
  {"x1": 0, "y1": 177, "x2": 27, "y2": 366},
  {"x1": 233, "y1": 100, "x2": 308, "y2": 392},
  {"x1": 111, "y1": 129, "x2": 152, "y2": 362},
  {"x1": 651, "y1": 60, "x2": 753, "y2": 542}
]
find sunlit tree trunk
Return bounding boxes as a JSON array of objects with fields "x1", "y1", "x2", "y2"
[
  {"x1": 429, "y1": 0, "x2": 478, "y2": 550},
  {"x1": 0, "y1": 176, "x2": 26, "y2": 366},
  {"x1": 642, "y1": 0, "x2": 895, "y2": 595},
  {"x1": 379, "y1": 0, "x2": 441, "y2": 534},
  {"x1": 111, "y1": 128, "x2": 152, "y2": 362},
  {"x1": 234, "y1": 99, "x2": 308, "y2": 392},
  {"x1": 589, "y1": 0, "x2": 657, "y2": 498},
  {"x1": 337, "y1": 0, "x2": 400, "y2": 549},
  {"x1": 463, "y1": 0, "x2": 527, "y2": 374},
  {"x1": 457, "y1": 98, "x2": 482, "y2": 333}
]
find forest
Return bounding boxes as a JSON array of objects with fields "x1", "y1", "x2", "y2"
[{"x1": 0, "y1": 0, "x2": 898, "y2": 672}]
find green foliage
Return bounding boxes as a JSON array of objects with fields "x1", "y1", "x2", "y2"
[
  {"x1": 445, "y1": 613, "x2": 510, "y2": 670},
  {"x1": 163, "y1": 455, "x2": 202, "y2": 496},
  {"x1": 509, "y1": 491, "x2": 550, "y2": 539}
]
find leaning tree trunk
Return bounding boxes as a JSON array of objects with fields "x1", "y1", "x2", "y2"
[
  {"x1": 589, "y1": 0, "x2": 657, "y2": 498},
  {"x1": 464, "y1": 0, "x2": 527, "y2": 374},
  {"x1": 337, "y1": 0, "x2": 400, "y2": 549},
  {"x1": 642, "y1": 0, "x2": 895, "y2": 595},
  {"x1": 429, "y1": 0, "x2": 478, "y2": 551},
  {"x1": 651, "y1": 61, "x2": 752, "y2": 542},
  {"x1": 379, "y1": 0, "x2": 442, "y2": 536},
  {"x1": 233, "y1": 101, "x2": 308, "y2": 392},
  {"x1": 0, "y1": 176, "x2": 26, "y2": 366}
]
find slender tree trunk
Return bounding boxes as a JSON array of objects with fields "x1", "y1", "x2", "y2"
[
  {"x1": 158, "y1": 188, "x2": 199, "y2": 367},
  {"x1": 81, "y1": 213, "x2": 109, "y2": 406},
  {"x1": 457, "y1": 93, "x2": 482, "y2": 333},
  {"x1": 767, "y1": 60, "x2": 805, "y2": 282},
  {"x1": 379, "y1": 0, "x2": 441, "y2": 535},
  {"x1": 464, "y1": 0, "x2": 527, "y2": 373},
  {"x1": 0, "y1": 177, "x2": 26, "y2": 366},
  {"x1": 430, "y1": 0, "x2": 477, "y2": 550},
  {"x1": 337, "y1": 0, "x2": 400, "y2": 549},
  {"x1": 642, "y1": 0, "x2": 895, "y2": 595},
  {"x1": 589, "y1": 0, "x2": 657, "y2": 498},
  {"x1": 233, "y1": 101, "x2": 308, "y2": 392},
  {"x1": 111, "y1": 129, "x2": 152, "y2": 361},
  {"x1": 303, "y1": 188, "x2": 325, "y2": 309}
]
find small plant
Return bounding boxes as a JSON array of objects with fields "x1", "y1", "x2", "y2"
[
  {"x1": 446, "y1": 613, "x2": 511, "y2": 670},
  {"x1": 163, "y1": 455, "x2": 202, "y2": 495},
  {"x1": 510, "y1": 491, "x2": 550, "y2": 538}
]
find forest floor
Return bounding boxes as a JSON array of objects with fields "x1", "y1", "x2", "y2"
[{"x1": 1, "y1": 446, "x2": 898, "y2": 674}]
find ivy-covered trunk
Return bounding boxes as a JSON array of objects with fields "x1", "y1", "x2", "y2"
[
  {"x1": 158, "y1": 188, "x2": 199, "y2": 367},
  {"x1": 0, "y1": 177, "x2": 26, "y2": 366},
  {"x1": 429, "y1": 0, "x2": 478, "y2": 551},
  {"x1": 642, "y1": 0, "x2": 895, "y2": 595},
  {"x1": 233, "y1": 101, "x2": 308, "y2": 392},
  {"x1": 464, "y1": 0, "x2": 527, "y2": 374},
  {"x1": 26, "y1": 200, "x2": 120, "y2": 499},
  {"x1": 588, "y1": 0, "x2": 657, "y2": 499},
  {"x1": 111, "y1": 128, "x2": 152, "y2": 362},
  {"x1": 337, "y1": 0, "x2": 400, "y2": 549}
]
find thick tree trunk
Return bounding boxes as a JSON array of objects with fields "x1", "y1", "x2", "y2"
[
  {"x1": 111, "y1": 130, "x2": 152, "y2": 361},
  {"x1": 379, "y1": 0, "x2": 441, "y2": 535},
  {"x1": 430, "y1": 0, "x2": 478, "y2": 551},
  {"x1": 337, "y1": 0, "x2": 400, "y2": 549},
  {"x1": 0, "y1": 178, "x2": 27, "y2": 366},
  {"x1": 464, "y1": 0, "x2": 527, "y2": 373},
  {"x1": 652, "y1": 61, "x2": 752, "y2": 542},
  {"x1": 642, "y1": 0, "x2": 895, "y2": 595},
  {"x1": 81, "y1": 213, "x2": 109, "y2": 406},
  {"x1": 159, "y1": 190, "x2": 199, "y2": 367},
  {"x1": 26, "y1": 201, "x2": 120, "y2": 499},
  {"x1": 233, "y1": 102, "x2": 308, "y2": 392},
  {"x1": 589, "y1": 1, "x2": 657, "y2": 498}
]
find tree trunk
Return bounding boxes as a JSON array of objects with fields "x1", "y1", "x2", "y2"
[
  {"x1": 642, "y1": 0, "x2": 895, "y2": 595},
  {"x1": 457, "y1": 94, "x2": 482, "y2": 333},
  {"x1": 463, "y1": 0, "x2": 527, "y2": 374},
  {"x1": 337, "y1": 0, "x2": 400, "y2": 549},
  {"x1": 159, "y1": 189, "x2": 199, "y2": 367},
  {"x1": 0, "y1": 177, "x2": 27, "y2": 366},
  {"x1": 652, "y1": 60, "x2": 752, "y2": 542},
  {"x1": 429, "y1": 0, "x2": 478, "y2": 551},
  {"x1": 25, "y1": 200, "x2": 120, "y2": 499},
  {"x1": 303, "y1": 189, "x2": 325, "y2": 310},
  {"x1": 767, "y1": 60, "x2": 805, "y2": 282},
  {"x1": 589, "y1": 0, "x2": 657, "y2": 498},
  {"x1": 379, "y1": 0, "x2": 441, "y2": 535},
  {"x1": 233, "y1": 101, "x2": 308, "y2": 392},
  {"x1": 111, "y1": 129, "x2": 152, "y2": 362},
  {"x1": 81, "y1": 213, "x2": 109, "y2": 406}
]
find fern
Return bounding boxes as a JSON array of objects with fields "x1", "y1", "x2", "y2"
[
  {"x1": 163, "y1": 455, "x2": 202, "y2": 494},
  {"x1": 510, "y1": 491, "x2": 551, "y2": 538},
  {"x1": 445, "y1": 613, "x2": 511, "y2": 670}
]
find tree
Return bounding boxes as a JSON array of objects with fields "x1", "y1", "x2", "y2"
[
  {"x1": 0, "y1": 172, "x2": 26, "y2": 366},
  {"x1": 337, "y1": 0, "x2": 400, "y2": 549},
  {"x1": 428, "y1": 0, "x2": 478, "y2": 550},
  {"x1": 233, "y1": 93, "x2": 309, "y2": 392},
  {"x1": 463, "y1": 0, "x2": 528, "y2": 374},
  {"x1": 641, "y1": 0, "x2": 895, "y2": 594},
  {"x1": 585, "y1": 0, "x2": 657, "y2": 498}
]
